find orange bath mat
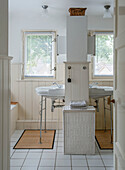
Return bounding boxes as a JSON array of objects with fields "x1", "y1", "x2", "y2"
[
  {"x1": 13, "y1": 129, "x2": 56, "y2": 149},
  {"x1": 95, "y1": 130, "x2": 113, "y2": 150}
]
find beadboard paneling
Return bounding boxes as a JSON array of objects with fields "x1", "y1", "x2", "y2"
[
  {"x1": 11, "y1": 63, "x2": 64, "y2": 129},
  {"x1": 18, "y1": 82, "x2": 26, "y2": 120},
  {"x1": 10, "y1": 104, "x2": 18, "y2": 136},
  {"x1": 25, "y1": 82, "x2": 33, "y2": 120},
  {"x1": 32, "y1": 82, "x2": 39, "y2": 120},
  {"x1": 11, "y1": 64, "x2": 21, "y2": 103}
]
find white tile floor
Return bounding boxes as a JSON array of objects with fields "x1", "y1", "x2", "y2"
[{"x1": 10, "y1": 130, "x2": 114, "y2": 170}]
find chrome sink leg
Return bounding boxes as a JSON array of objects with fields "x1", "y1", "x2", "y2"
[
  {"x1": 40, "y1": 96, "x2": 43, "y2": 144},
  {"x1": 45, "y1": 98, "x2": 46, "y2": 133},
  {"x1": 104, "y1": 97, "x2": 106, "y2": 132},
  {"x1": 110, "y1": 95, "x2": 113, "y2": 143}
]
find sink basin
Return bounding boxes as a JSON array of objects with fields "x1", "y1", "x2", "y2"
[
  {"x1": 36, "y1": 85, "x2": 65, "y2": 98},
  {"x1": 49, "y1": 85, "x2": 65, "y2": 96},
  {"x1": 89, "y1": 86, "x2": 113, "y2": 99},
  {"x1": 36, "y1": 84, "x2": 112, "y2": 99},
  {"x1": 36, "y1": 86, "x2": 51, "y2": 95}
]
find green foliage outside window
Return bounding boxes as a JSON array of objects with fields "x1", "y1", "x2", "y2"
[
  {"x1": 96, "y1": 34, "x2": 113, "y2": 63},
  {"x1": 94, "y1": 33, "x2": 113, "y2": 76},
  {"x1": 24, "y1": 32, "x2": 55, "y2": 77},
  {"x1": 26, "y1": 35, "x2": 52, "y2": 75}
]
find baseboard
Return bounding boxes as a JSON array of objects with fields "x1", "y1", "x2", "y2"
[{"x1": 16, "y1": 120, "x2": 63, "y2": 130}]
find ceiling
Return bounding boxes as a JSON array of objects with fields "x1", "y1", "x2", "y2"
[{"x1": 9, "y1": 0, "x2": 114, "y2": 16}]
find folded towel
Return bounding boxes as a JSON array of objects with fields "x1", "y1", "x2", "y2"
[{"x1": 70, "y1": 100, "x2": 87, "y2": 107}]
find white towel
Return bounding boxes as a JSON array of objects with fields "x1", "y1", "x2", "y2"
[{"x1": 70, "y1": 100, "x2": 87, "y2": 107}]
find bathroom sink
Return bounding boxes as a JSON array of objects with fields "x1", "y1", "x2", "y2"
[
  {"x1": 36, "y1": 84, "x2": 112, "y2": 99},
  {"x1": 49, "y1": 85, "x2": 65, "y2": 97},
  {"x1": 36, "y1": 85, "x2": 65, "y2": 98},
  {"x1": 36, "y1": 86, "x2": 51, "y2": 95},
  {"x1": 89, "y1": 86, "x2": 113, "y2": 99}
]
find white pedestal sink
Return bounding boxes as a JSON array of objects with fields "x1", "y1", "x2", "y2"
[
  {"x1": 89, "y1": 86, "x2": 113, "y2": 99},
  {"x1": 35, "y1": 85, "x2": 65, "y2": 98},
  {"x1": 35, "y1": 84, "x2": 65, "y2": 143},
  {"x1": 49, "y1": 85, "x2": 65, "y2": 97}
]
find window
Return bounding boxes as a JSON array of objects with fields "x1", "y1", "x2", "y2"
[
  {"x1": 23, "y1": 31, "x2": 56, "y2": 78},
  {"x1": 93, "y1": 32, "x2": 113, "y2": 77}
]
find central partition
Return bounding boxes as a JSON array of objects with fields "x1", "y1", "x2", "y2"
[
  {"x1": 67, "y1": 16, "x2": 88, "y2": 62},
  {"x1": 65, "y1": 62, "x2": 89, "y2": 106},
  {"x1": 65, "y1": 14, "x2": 89, "y2": 104},
  {"x1": 65, "y1": 15, "x2": 89, "y2": 104},
  {"x1": 63, "y1": 13, "x2": 95, "y2": 155}
]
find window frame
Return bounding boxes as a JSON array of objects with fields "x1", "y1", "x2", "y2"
[
  {"x1": 92, "y1": 31, "x2": 114, "y2": 80},
  {"x1": 22, "y1": 30, "x2": 57, "y2": 80}
]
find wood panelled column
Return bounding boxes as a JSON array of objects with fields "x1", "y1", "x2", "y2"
[
  {"x1": 0, "y1": 56, "x2": 12, "y2": 170},
  {"x1": 0, "y1": 0, "x2": 12, "y2": 169},
  {"x1": 0, "y1": 0, "x2": 8, "y2": 56}
]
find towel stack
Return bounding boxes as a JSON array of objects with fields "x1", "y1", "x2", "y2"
[{"x1": 70, "y1": 100, "x2": 87, "y2": 108}]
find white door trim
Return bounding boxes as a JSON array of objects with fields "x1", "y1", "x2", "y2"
[
  {"x1": 115, "y1": 31, "x2": 125, "y2": 50},
  {"x1": 115, "y1": 142, "x2": 125, "y2": 168}
]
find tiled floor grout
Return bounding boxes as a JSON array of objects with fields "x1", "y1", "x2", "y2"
[
  {"x1": 85, "y1": 155, "x2": 89, "y2": 169},
  {"x1": 37, "y1": 149, "x2": 43, "y2": 170},
  {"x1": 54, "y1": 132, "x2": 59, "y2": 170},
  {"x1": 20, "y1": 149, "x2": 29, "y2": 169},
  {"x1": 10, "y1": 130, "x2": 114, "y2": 170},
  {"x1": 70, "y1": 154, "x2": 72, "y2": 170}
]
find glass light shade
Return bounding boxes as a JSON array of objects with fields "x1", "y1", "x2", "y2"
[{"x1": 103, "y1": 9, "x2": 112, "y2": 18}]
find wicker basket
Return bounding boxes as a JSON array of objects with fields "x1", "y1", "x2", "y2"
[{"x1": 69, "y1": 8, "x2": 87, "y2": 16}]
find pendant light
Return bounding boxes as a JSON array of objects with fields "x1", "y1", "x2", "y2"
[{"x1": 103, "y1": 5, "x2": 112, "y2": 18}]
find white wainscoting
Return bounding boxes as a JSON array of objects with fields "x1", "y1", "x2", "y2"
[
  {"x1": 10, "y1": 104, "x2": 18, "y2": 136},
  {"x1": 11, "y1": 63, "x2": 65, "y2": 130}
]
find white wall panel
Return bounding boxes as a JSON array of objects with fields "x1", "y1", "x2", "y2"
[
  {"x1": 11, "y1": 64, "x2": 19, "y2": 102},
  {"x1": 67, "y1": 16, "x2": 87, "y2": 62},
  {"x1": 65, "y1": 62, "x2": 89, "y2": 106},
  {"x1": 32, "y1": 82, "x2": 39, "y2": 120},
  {"x1": 10, "y1": 104, "x2": 18, "y2": 136},
  {"x1": 25, "y1": 82, "x2": 33, "y2": 120},
  {"x1": 18, "y1": 82, "x2": 26, "y2": 120}
]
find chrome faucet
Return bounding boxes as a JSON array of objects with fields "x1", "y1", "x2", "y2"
[
  {"x1": 89, "y1": 82, "x2": 98, "y2": 88},
  {"x1": 53, "y1": 82, "x2": 61, "y2": 88}
]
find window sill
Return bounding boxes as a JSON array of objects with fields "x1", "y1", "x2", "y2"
[
  {"x1": 16, "y1": 79, "x2": 62, "y2": 82},
  {"x1": 89, "y1": 78, "x2": 113, "y2": 82}
]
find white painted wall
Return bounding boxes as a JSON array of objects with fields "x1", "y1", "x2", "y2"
[
  {"x1": 88, "y1": 16, "x2": 114, "y2": 31},
  {"x1": 9, "y1": 11, "x2": 113, "y2": 63},
  {"x1": 9, "y1": 11, "x2": 66, "y2": 63}
]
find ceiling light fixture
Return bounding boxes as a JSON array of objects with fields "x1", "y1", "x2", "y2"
[
  {"x1": 42, "y1": 5, "x2": 48, "y2": 9},
  {"x1": 103, "y1": 5, "x2": 112, "y2": 18}
]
